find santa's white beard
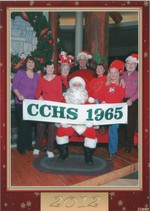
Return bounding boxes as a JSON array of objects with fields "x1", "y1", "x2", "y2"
[{"x1": 64, "y1": 87, "x2": 88, "y2": 104}]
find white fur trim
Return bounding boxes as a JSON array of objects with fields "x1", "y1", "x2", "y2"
[
  {"x1": 56, "y1": 136, "x2": 69, "y2": 145},
  {"x1": 60, "y1": 50, "x2": 67, "y2": 55},
  {"x1": 88, "y1": 97, "x2": 95, "y2": 104},
  {"x1": 94, "y1": 125, "x2": 100, "y2": 129},
  {"x1": 69, "y1": 76, "x2": 86, "y2": 88},
  {"x1": 84, "y1": 137, "x2": 98, "y2": 149},
  {"x1": 77, "y1": 52, "x2": 92, "y2": 61},
  {"x1": 73, "y1": 125, "x2": 86, "y2": 135},
  {"x1": 85, "y1": 122, "x2": 93, "y2": 128},
  {"x1": 125, "y1": 56, "x2": 139, "y2": 63},
  {"x1": 55, "y1": 123, "x2": 60, "y2": 128},
  {"x1": 61, "y1": 123, "x2": 71, "y2": 128}
]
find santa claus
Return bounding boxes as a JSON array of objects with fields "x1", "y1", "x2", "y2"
[{"x1": 56, "y1": 76, "x2": 98, "y2": 165}]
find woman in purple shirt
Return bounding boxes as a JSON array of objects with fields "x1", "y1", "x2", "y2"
[{"x1": 12, "y1": 56, "x2": 40, "y2": 154}]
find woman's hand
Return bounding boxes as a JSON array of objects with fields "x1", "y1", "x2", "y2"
[
  {"x1": 127, "y1": 99, "x2": 132, "y2": 106},
  {"x1": 18, "y1": 94, "x2": 24, "y2": 101},
  {"x1": 39, "y1": 96, "x2": 43, "y2": 100},
  {"x1": 120, "y1": 79, "x2": 126, "y2": 88}
]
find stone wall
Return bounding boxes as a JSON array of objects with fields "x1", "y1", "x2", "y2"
[{"x1": 11, "y1": 16, "x2": 37, "y2": 57}]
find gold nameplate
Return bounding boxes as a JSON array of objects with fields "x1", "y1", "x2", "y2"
[{"x1": 41, "y1": 192, "x2": 108, "y2": 211}]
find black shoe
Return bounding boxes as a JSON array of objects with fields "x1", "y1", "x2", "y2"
[
  {"x1": 58, "y1": 153, "x2": 68, "y2": 161},
  {"x1": 17, "y1": 148, "x2": 25, "y2": 155},
  {"x1": 58, "y1": 144, "x2": 68, "y2": 161},
  {"x1": 84, "y1": 147, "x2": 94, "y2": 165},
  {"x1": 85, "y1": 156, "x2": 93, "y2": 165},
  {"x1": 26, "y1": 146, "x2": 34, "y2": 151},
  {"x1": 124, "y1": 147, "x2": 132, "y2": 153},
  {"x1": 107, "y1": 153, "x2": 115, "y2": 160}
]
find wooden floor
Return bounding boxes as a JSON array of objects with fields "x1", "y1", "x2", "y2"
[{"x1": 10, "y1": 143, "x2": 138, "y2": 190}]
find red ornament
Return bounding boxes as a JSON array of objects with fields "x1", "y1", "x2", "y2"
[
  {"x1": 14, "y1": 58, "x2": 25, "y2": 70},
  {"x1": 48, "y1": 40, "x2": 53, "y2": 44},
  {"x1": 22, "y1": 12, "x2": 29, "y2": 21},
  {"x1": 39, "y1": 28, "x2": 48, "y2": 37},
  {"x1": 44, "y1": 35, "x2": 47, "y2": 38},
  {"x1": 36, "y1": 57, "x2": 44, "y2": 63},
  {"x1": 34, "y1": 16, "x2": 38, "y2": 21}
]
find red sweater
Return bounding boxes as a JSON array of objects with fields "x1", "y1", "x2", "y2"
[
  {"x1": 88, "y1": 75, "x2": 107, "y2": 102},
  {"x1": 35, "y1": 75, "x2": 62, "y2": 102},
  {"x1": 100, "y1": 83, "x2": 125, "y2": 103}
]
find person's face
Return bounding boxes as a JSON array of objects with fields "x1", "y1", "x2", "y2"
[
  {"x1": 78, "y1": 58, "x2": 87, "y2": 67},
  {"x1": 26, "y1": 59, "x2": 35, "y2": 71},
  {"x1": 125, "y1": 61, "x2": 137, "y2": 74},
  {"x1": 72, "y1": 82, "x2": 82, "y2": 90},
  {"x1": 45, "y1": 64, "x2": 54, "y2": 74},
  {"x1": 96, "y1": 65, "x2": 105, "y2": 76},
  {"x1": 61, "y1": 65, "x2": 69, "y2": 77},
  {"x1": 109, "y1": 68, "x2": 119, "y2": 82}
]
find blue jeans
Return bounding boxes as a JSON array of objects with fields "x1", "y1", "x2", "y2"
[{"x1": 108, "y1": 124, "x2": 119, "y2": 154}]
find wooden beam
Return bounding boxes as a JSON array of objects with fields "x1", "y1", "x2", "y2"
[
  {"x1": 49, "y1": 12, "x2": 58, "y2": 74},
  {"x1": 109, "y1": 12, "x2": 123, "y2": 24},
  {"x1": 84, "y1": 12, "x2": 109, "y2": 69}
]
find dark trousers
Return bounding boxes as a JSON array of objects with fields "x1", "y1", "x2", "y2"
[
  {"x1": 16, "y1": 104, "x2": 34, "y2": 151},
  {"x1": 34, "y1": 122, "x2": 56, "y2": 152},
  {"x1": 118, "y1": 99, "x2": 138, "y2": 149}
]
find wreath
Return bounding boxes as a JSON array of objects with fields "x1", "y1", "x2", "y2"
[{"x1": 11, "y1": 12, "x2": 63, "y2": 72}]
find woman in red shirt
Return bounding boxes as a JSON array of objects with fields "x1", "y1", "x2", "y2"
[
  {"x1": 101, "y1": 60, "x2": 125, "y2": 160},
  {"x1": 88, "y1": 63, "x2": 107, "y2": 134},
  {"x1": 88, "y1": 63, "x2": 107, "y2": 103},
  {"x1": 33, "y1": 62, "x2": 62, "y2": 158}
]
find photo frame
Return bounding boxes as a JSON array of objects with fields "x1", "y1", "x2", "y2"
[{"x1": 0, "y1": 1, "x2": 149, "y2": 210}]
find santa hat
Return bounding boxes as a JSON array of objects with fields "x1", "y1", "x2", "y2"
[
  {"x1": 125, "y1": 54, "x2": 139, "y2": 63},
  {"x1": 60, "y1": 50, "x2": 67, "y2": 56},
  {"x1": 109, "y1": 59, "x2": 125, "y2": 75},
  {"x1": 69, "y1": 76, "x2": 86, "y2": 88},
  {"x1": 77, "y1": 51, "x2": 92, "y2": 61}
]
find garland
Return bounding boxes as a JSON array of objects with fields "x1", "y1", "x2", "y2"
[{"x1": 11, "y1": 12, "x2": 63, "y2": 72}]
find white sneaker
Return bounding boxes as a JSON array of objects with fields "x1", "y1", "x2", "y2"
[
  {"x1": 47, "y1": 151, "x2": 54, "y2": 158},
  {"x1": 33, "y1": 149, "x2": 40, "y2": 155}
]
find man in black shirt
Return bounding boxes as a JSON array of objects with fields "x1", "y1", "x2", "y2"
[{"x1": 69, "y1": 51, "x2": 94, "y2": 74}]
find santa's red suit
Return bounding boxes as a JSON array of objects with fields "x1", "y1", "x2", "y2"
[{"x1": 56, "y1": 76, "x2": 98, "y2": 165}]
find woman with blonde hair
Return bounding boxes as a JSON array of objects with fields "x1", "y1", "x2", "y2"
[{"x1": 100, "y1": 60, "x2": 125, "y2": 160}]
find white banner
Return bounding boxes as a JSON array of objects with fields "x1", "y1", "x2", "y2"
[{"x1": 23, "y1": 99, "x2": 128, "y2": 125}]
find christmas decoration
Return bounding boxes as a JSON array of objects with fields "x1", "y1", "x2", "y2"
[
  {"x1": 58, "y1": 50, "x2": 74, "y2": 65},
  {"x1": 93, "y1": 53, "x2": 108, "y2": 65},
  {"x1": 11, "y1": 53, "x2": 24, "y2": 72},
  {"x1": 11, "y1": 12, "x2": 63, "y2": 72}
]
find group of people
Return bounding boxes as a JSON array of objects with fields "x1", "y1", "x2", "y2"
[{"x1": 12, "y1": 51, "x2": 138, "y2": 165}]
